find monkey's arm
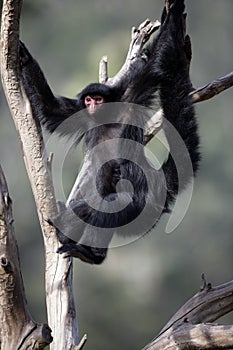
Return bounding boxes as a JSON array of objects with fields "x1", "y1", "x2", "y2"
[
  {"x1": 158, "y1": 1, "x2": 200, "y2": 206},
  {"x1": 19, "y1": 41, "x2": 79, "y2": 133}
]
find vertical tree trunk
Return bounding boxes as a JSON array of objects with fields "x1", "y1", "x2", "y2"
[{"x1": 0, "y1": 0, "x2": 79, "y2": 348}]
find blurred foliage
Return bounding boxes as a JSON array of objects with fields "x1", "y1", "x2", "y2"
[{"x1": 0, "y1": 0, "x2": 233, "y2": 349}]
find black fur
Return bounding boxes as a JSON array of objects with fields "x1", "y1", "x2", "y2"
[
  {"x1": 20, "y1": 0, "x2": 200, "y2": 264},
  {"x1": 76, "y1": 83, "x2": 119, "y2": 109}
]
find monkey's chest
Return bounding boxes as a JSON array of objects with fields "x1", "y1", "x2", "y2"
[
  {"x1": 96, "y1": 160, "x2": 121, "y2": 197},
  {"x1": 67, "y1": 147, "x2": 122, "y2": 206}
]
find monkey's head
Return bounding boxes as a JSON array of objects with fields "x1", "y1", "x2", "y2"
[{"x1": 77, "y1": 83, "x2": 119, "y2": 114}]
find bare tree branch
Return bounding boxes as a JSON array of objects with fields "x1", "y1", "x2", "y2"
[
  {"x1": 143, "y1": 324, "x2": 233, "y2": 350},
  {"x1": 191, "y1": 72, "x2": 233, "y2": 103},
  {"x1": 142, "y1": 279, "x2": 233, "y2": 350},
  {"x1": 99, "y1": 19, "x2": 160, "y2": 88},
  {"x1": 0, "y1": 0, "x2": 81, "y2": 349},
  {"x1": 0, "y1": 165, "x2": 52, "y2": 349},
  {"x1": 99, "y1": 56, "x2": 108, "y2": 84}
]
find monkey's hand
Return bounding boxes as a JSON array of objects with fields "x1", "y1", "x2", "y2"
[
  {"x1": 170, "y1": 0, "x2": 185, "y2": 15},
  {"x1": 45, "y1": 217, "x2": 77, "y2": 245}
]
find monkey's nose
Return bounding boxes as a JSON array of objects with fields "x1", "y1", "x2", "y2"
[{"x1": 89, "y1": 104, "x2": 96, "y2": 114}]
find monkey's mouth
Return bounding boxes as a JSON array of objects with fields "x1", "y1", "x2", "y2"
[{"x1": 88, "y1": 105, "x2": 102, "y2": 114}]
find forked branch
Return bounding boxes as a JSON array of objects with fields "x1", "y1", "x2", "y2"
[
  {"x1": 99, "y1": 19, "x2": 160, "y2": 86},
  {"x1": 142, "y1": 278, "x2": 233, "y2": 350}
]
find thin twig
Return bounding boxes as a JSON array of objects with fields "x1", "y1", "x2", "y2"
[
  {"x1": 99, "y1": 56, "x2": 108, "y2": 84},
  {"x1": 75, "y1": 334, "x2": 88, "y2": 350}
]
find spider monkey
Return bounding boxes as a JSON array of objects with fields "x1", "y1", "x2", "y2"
[{"x1": 20, "y1": 0, "x2": 200, "y2": 264}]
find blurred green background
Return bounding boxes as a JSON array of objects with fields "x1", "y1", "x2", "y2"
[{"x1": 0, "y1": 0, "x2": 233, "y2": 349}]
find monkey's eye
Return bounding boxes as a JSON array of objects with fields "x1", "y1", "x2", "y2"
[
  {"x1": 94, "y1": 96, "x2": 104, "y2": 104},
  {"x1": 85, "y1": 96, "x2": 92, "y2": 103}
]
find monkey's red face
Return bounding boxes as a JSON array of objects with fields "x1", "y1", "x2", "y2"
[{"x1": 84, "y1": 95, "x2": 105, "y2": 114}]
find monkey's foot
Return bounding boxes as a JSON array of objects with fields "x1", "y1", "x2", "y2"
[{"x1": 57, "y1": 243, "x2": 107, "y2": 265}]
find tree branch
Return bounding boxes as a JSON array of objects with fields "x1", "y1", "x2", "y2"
[
  {"x1": 142, "y1": 278, "x2": 233, "y2": 350},
  {"x1": 191, "y1": 71, "x2": 233, "y2": 103},
  {"x1": 0, "y1": 0, "x2": 81, "y2": 349},
  {"x1": 99, "y1": 19, "x2": 160, "y2": 88},
  {"x1": 0, "y1": 165, "x2": 52, "y2": 349},
  {"x1": 144, "y1": 324, "x2": 233, "y2": 350},
  {"x1": 99, "y1": 56, "x2": 108, "y2": 84}
]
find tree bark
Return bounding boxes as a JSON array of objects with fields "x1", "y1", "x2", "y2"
[{"x1": 0, "y1": 166, "x2": 52, "y2": 349}]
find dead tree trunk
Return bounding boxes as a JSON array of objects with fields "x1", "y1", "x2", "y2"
[{"x1": 0, "y1": 166, "x2": 52, "y2": 349}]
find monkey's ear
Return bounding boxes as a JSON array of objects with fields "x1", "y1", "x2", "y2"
[{"x1": 76, "y1": 92, "x2": 86, "y2": 110}]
